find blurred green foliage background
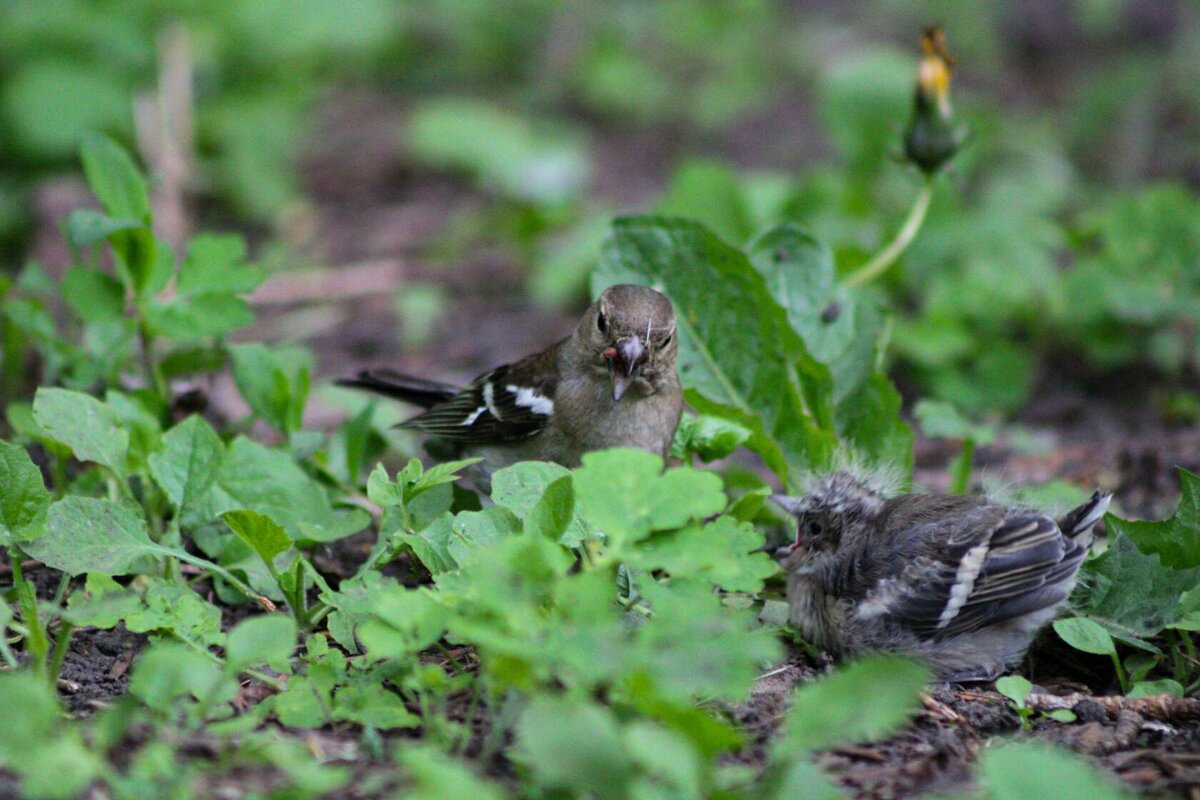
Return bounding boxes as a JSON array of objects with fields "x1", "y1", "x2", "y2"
[{"x1": 2, "y1": 0, "x2": 1198, "y2": 420}]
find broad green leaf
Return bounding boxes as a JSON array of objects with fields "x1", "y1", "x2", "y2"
[
  {"x1": 515, "y1": 696, "x2": 632, "y2": 800},
  {"x1": 33, "y1": 387, "x2": 128, "y2": 475},
  {"x1": 573, "y1": 449, "x2": 725, "y2": 553},
  {"x1": 995, "y1": 675, "x2": 1033, "y2": 707},
  {"x1": 195, "y1": 436, "x2": 369, "y2": 542},
  {"x1": 1128, "y1": 679, "x2": 1184, "y2": 699},
  {"x1": 0, "y1": 672, "x2": 100, "y2": 800},
  {"x1": 63, "y1": 574, "x2": 143, "y2": 629},
  {"x1": 148, "y1": 415, "x2": 224, "y2": 513},
  {"x1": 366, "y1": 462, "x2": 404, "y2": 506},
  {"x1": 359, "y1": 584, "x2": 446, "y2": 658},
  {"x1": 748, "y1": 223, "x2": 881, "y2": 401},
  {"x1": 624, "y1": 722, "x2": 704, "y2": 798},
  {"x1": 176, "y1": 234, "x2": 265, "y2": 297},
  {"x1": 124, "y1": 581, "x2": 224, "y2": 647},
  {"x1": 491, "y1": 461, "x2": 572, "y2": 516},
  {"x1": 396, "y1": 747, "x2": 506, "y2": 800},
  {"x1": 61, "y1": 267, "x2": 124, "y2": 323},
  {"x1": 630, "y1": 516, "x2": 778, "y2": 593},
  {"x1": 1109, "y1": 468, "x2": 1200, "y2": 569},
  {"x1": 1076, "y1": 531, "x2": 1200, "y2": 636},
  {"x1": 25, "y1": 497, "x2": 155, "y2": 576},
  {"x1": 657, "y1": 159, "x2": 754, "y2": 244},
  {"x1": 273, "y1": 675, "x2": 331, "y2": 728},
  {"x1": 1053, "y1": 617, "x2": 1116, "y2": 655},
  {"x1": 595, "y1": 216, "x2": 838, "y2": 479},
  {"x1": 226, "y1": 615, "x2": 297, "y2": 672},
  {"x1": 0, "y1": 440, "x2": 50, "y2": 545},
  {"x1": 229, "y1": 343, "x2": 312, "y2": 435},
  {"x1": 835, "y1": 373, "x2": 914, "y2": 473},
  {"x1": 980, "y1": 742, "x2": 1135, "y2": 800},
  {"x1": 669, "y1": 413, "x2": 751, "y2": 463},
  {"x1": 222, "y1": 509, "x2": 293, "y2": 564},
  {"x1": 80, "y1": 133, "x2": 150, "y2": 222},
  {"x1": 780, "y1": 655, "x2": 931, "y2": 751},
  {"x1": 64, "y1": 209, "x2": 140, "y2": 250},
  {"x1": 333, "y1": 683, "x2": 419, "y2": 729},
  {"x1": 525, "y1": 476, "x2": 574, "y2": 541},
  {"x1": 129, "y1": 641, "x2": 223, "y2": 712},
  {"x1": 146, "y1": 294, "x2": 256, "y2": 340}
]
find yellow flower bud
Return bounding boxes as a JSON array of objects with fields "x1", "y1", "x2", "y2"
[{"x1": 904, "y1": 26, "x2": 964, "y2": 174}]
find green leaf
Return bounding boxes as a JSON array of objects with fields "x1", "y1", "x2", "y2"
[
  {"x1": 1109, "y1": 468, "x2": 1200, "y2": 569},
  {"x1": 359, "y1": 583, "x2": 446, "y2": 659},
  {"x1": 748, "y1": 223, "x2": 882, "y2": 401},
  {"x1": 60, "y1": 267, "x2": 125, "y2": 323},
  {"x1": 1053, "y1": 617, "x2": 1116, "y2": 655},
  {"x1": 595, "y1": 216, "x2": 838, "y2": 480},
  {"x1": 525, "y1": 476, "x2": 575, "y2": 542},
  {"x1": 146, "y1": 294, "x2": 256, "y2": 340},
  {"x1": 80, "y1": 133, "x2": 150, "y2": 222},
  {"x1": 64, "y1": 209, "x2": 140, "y2": 250},
  {"x1": 24, "y1": 497, "x2": 156, "y2": 576},
  {"x1": 980, "y1": 742, "x2": 1135, "y2": 800},
  {"x1": 0, "y1": 440, "x2": 50, "y2": 545},
  {"x1": 913, "y1": 399, "x2": 997, "y2": 445},
  {"x1": 222, "y1": 509, "x2": 293, "y2": 564},
  {"x1": 124, "y1": 580, "x2": 224, "y2": 647},
  {"x1": 1077, "y1": 531, "x2": 1200, "y2": 637},
  {"x1": 396, "y1": 747, "x2": 506, "y2": 800},
  {"x1": 0, "y1": 672, "x2": 100, "y2": 799},
  {"x1": 195, "y1": 436, "x2": 369, "y2": 543},
  {"x1": 657, "y1": 159, "x2": 754, "y2": 244},
  {"x1": 780, "y1": 655, "x2": 931, "y2": 751},
  {"x1": 229, "y1": 343, "x2": 312, "y2": 435},
  {"x1": 226, "y1": 615, "x2": 297, "y2": 672},
  {"x1": 835, "y1": 373, "x2": 914, "y2": 473},
  {"x1": 176, "y1": 234, "x2": 265, "y2": 297},
  {"x1": 573, "y1": 449, "x2": 726, "y2": 553},
  {"x1": 669, "y1": 413, "x2": 751, "y2": 463},
  {"x1": 515, "y1": 696, "x2": 632, "y2": 800},
  {"x1": 333, "y1": 683, "x2": 420, "y2": 729},
  {"x1": 995, "y1": 675, "x2": 1033, "y2": 708},
  {"x1": 129, "y1": 641, "x2": 223, "y2": 712},
  {"x1": 32, "y1": 387, "x2": 128, "y2": 475},
  {"x1": 1128, "y1": 679, "x2": 1184, "y2": 699},
  {"x1": 148, "y1": 415, "x2": 224, "y2": 514},
  {"x1": 630, "y1": 516, "x2": 778, "y2": 593},
  {"x1": 491, "y1": 461, "x2": 572, "y2": 516}
]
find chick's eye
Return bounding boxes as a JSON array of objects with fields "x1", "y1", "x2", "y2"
[
  {"x1": 662, "y1": 331, "x2": 673, "y2": 346},
  {"x1": 597, "y1": 312, "x2": 608, "y2": 333},
  {"x1": 805, "y1": 520, "x2": 823, "y2": 537}
]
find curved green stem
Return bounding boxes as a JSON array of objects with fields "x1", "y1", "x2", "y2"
[
  {"x1": 843, "y1": 176, "x2": 935, "y2": 289},
  {"x1": 150, "y1": 545, "x2": 276, "y2": 612}
]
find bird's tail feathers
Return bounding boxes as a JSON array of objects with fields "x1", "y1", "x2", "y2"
[
  {"x1": 1057, "y1": 491, "x2": 1113, "y2": 539},
  {"x1": 335, "y1": 369, "x2": 460, "y2": 408}
]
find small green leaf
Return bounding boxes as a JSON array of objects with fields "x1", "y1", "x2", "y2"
[
  {"x1": 225, "y1": 614, "x2": 297, "y2": 672},
  {"x1": 0, "y1": 672, "x2": 100, "y2": 799},
  {"x1": 333, "y1": 683, "x2": 419, "y2": 729},
  {"x1": 1127, "y1": 679, "x2": 1184, "y2": 699},
  {"x1": 515, "y1": 696, "x2": 632, "y2": 800},
  {"x1": 525, "y1": 476, "x2": 575, "y2": 541},
  {"x1": 176, "y1": 234, "x2": 265, "y2": 297},
  {"x1": 80, "y1": 133, "x2": 150, "y2": 222},
  {"x1": 148, "y1": 415, "x2": 224, "y2": 514},
  {"x1": 222, "y1": 509, "x2": 293, "y2": 564},
  {"x1": 995, "y1": 675, "x2": 1033, "y2": 708},
  {"x1": 0, "y1": 440, "x2": 51, "y2": 545},
  {"x1": 60, "y1": 267, "x2": 125, "y2": 323},
  {"x1": 1045, "y1": 709, "x2": 1078, "y2": 722},
  {"x1": 229, "y1": 343, "x2": 312, "y2": 435},
  {"x1": 24, "y1": 497, "x2": 155, "y2": 576},
  {"x1": 573, "y1": 449, "x2": 726, "y2": 553},
  {"x1": 980, "y1": 742, "x2": 1135, "y2": 800},
  {"x1": 913, "y1": 399, "x2": 996, "y2": 445},
  {"x1": 780, "y1": 655, "x2": 931, "y2": 751},
  {"x1": 32, "y1": 387, "x2": 128, "y2": 475},
  {"x1": 1053, "y1": 617, "x2": 1116, "y2": 655},
  {"x1": 397, "y1": 747, "x2": 506, "y2": 800},
  {"x1": 129, "y1": 641, "x2": 223, "y2": 711},
  {"x1": 64, "y1": 209, "x2": 141, "y2": 250},
  {"x1": 669, "y1": 413, "x2": 751, "y2": 463},
  {"x1": 1109, "y1": 468, "x2": 1200, "y2": 569}
]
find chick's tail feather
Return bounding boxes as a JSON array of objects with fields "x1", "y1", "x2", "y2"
[
  {"x1": 336, "y1": 369, "x2": 460, "y2": 409},
  {"x1": 1057, "y1": 491, "x2": 1113, "y2": 539}
]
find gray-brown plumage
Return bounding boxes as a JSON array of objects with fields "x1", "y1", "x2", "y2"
[
  {"x1": 338, "y1": 284, "x2": 683, "y2": 491},
  {"x1": 773, "y1": 472, "x2": 1111, "y2": 681}
]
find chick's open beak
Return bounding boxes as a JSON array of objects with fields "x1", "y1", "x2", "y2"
[{"x1": 607, "y1": 337, "x2": 647, "y2": 401}]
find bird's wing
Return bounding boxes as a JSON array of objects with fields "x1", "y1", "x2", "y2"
[
  {"x1": 399, "y1": 345, "x2": 562, "y2": 442},
  {"x1": 860, "y1": 513, "x2": 1084, "y2": 639}
]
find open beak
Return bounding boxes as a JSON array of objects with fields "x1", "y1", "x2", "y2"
[{"x1": 607, "y1": 337, "x2": 647, "y2": 401}]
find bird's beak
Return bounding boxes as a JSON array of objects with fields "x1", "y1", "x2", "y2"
[{"x1": 608, "y1": 337, "x2": 647, "y2": 401}]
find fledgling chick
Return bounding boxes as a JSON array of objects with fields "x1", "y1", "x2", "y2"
[
  {"x1": 773, "y1": 472, "x2": 1111, "y2": 682},
  {"x1": 338, "y1": 284, "x2": 683, "y2": 492}
]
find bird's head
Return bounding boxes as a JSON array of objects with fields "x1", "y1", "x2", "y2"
[
  {"x1": 771, "y1": 471, "x2": 886, "y2": 558},
  {"x1": 580, "y1": 284, "x2": 677, "y2": 401}
]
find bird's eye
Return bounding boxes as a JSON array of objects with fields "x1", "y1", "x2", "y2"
[
  {"x1": 806, "y1": 520, "x2": 823, "y2": 538},
  {"x1": 662, "y1": 331, "x2": 673, "y2": 346},
  {"x1": 597, "y1": 312, "x2": 608, "y2": 333}
]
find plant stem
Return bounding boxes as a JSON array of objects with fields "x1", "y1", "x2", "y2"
[
  {"x1": 48, "y1": 621, "x2": 74, "y2": 683},
  {"x1": 843, "y1": 176, "x2": 935, "y2": 289},
  {"x1": 137, "y1": 320, "x2": 168, "y2": 408},
  {"x1": 1111, "y1": 651, "x2": 1130, "y2": 694},
  {"x1": 10, "y1": 551, "x2": 48, "y2": 677},
  {"x1": 152, "y1": 545, "x2": 276, "y2": 611}
]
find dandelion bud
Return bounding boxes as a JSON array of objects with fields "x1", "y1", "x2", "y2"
[{"x1": 903, "y1": 26, "x2": 964, "y2": 174}]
